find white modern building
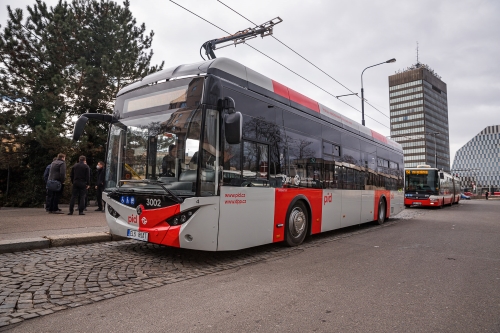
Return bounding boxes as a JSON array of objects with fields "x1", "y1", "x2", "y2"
[{"x1": 451, "y1": 125, "x2": 500, "y2": 193}]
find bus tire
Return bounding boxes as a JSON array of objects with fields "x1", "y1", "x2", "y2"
[
  {"x1": 376, "y1": 197, "x2": 386, "y2": 225},
  {"x1": 405, "y1": 204, "x2": 411, "y2": 208},
  {"x1": 285, "y1": 201, "x2": 308, "y2": 247},
  {"x1": 438, "y1": 199, "x2": 444, "y2": 209}
]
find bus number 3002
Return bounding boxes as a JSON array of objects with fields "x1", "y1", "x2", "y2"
[{"x1": 146, "y1": 198, "x2": 161, "y2": 207}]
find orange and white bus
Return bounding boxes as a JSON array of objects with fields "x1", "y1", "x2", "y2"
[
  {"x1": 73, "y1": 58, "x2": 405, "y2": 251},
  {"x1": 404, "y1": 165, "x2": 460, "y2": 208}
]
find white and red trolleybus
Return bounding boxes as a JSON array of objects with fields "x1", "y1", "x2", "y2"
[
  {"x1": 404, "y1": 165, "x2": 460, "y2": 208},
  {"x1": 73, "y1": 58, "x2": 405, "y2": 251}
]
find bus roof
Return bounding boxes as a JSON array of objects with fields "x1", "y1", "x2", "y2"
[
  {"x1": 406, "y1": 167, "x2": 439, "y2": 171},
  {"x1": 117, "y1": 57, "x2": 402, "y2": 152}
]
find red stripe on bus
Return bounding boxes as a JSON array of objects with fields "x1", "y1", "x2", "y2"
[
  {"x1": 138, "y1": 203, "x2": 181, "y2": 245},
  {"x1": 288, "y1": 88, "x2": 320, "y2": 112},
  {"x1": 274, "y1": 188, "x2": 323, "y2": 242},
  {"x1": 373, "y1": 190, "x2": 391, "y2": 220},
  {"x1": 272, "y1": 80, "x2": 289, "y2": 99},
  {"x1": 371, "y1": 130, "x2": 388, "y2": 144},
  {"x1": 272, "y1": 80, "x2": 320, "y2": 113},
  {"x1": 309, "y1": 191, "x2": 323, "y2": 234},
  {"x1": 161, "y1": 226, "x2": 181, "y2": 248}
]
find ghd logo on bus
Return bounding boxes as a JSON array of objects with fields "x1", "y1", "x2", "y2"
[
  {"x1": 324, "y1": 193, "x2": 332, "y2": 205},
  {"x1": 128, "y1": 214, "x2": 139, "y2": 224}
]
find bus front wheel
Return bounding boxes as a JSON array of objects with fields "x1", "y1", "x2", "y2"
[
  {"x1": 285, "y1": 201, "x2": 308, "y2": 247},
  {"x1": 376, "y1": 198, "x2": 387, "y2": 225}
]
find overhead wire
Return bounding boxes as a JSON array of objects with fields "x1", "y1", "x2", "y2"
[
  {"x1": 214, "y1": 1, "x2": 424, "y2": 144},
  {"x1": 216, "y1": 0, "x2": 392, "y2": 121},
  {"x1": 168, "y1": 0, "x2": 394, "y2": 131}
]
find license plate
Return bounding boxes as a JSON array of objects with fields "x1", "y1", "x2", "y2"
[
  {"x1": 127, "y1": 230, "x2": 148, "y2": 242},
  {"x1": 413, "y1": 202, "x2": 422, "y2": 206}
]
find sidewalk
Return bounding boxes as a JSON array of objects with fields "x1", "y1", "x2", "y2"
[{"x1": 0, "y1": 204, "x2": 125, "y2": 254}]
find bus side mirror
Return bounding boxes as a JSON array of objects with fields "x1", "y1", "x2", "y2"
[
  {"x1": 73, "y1": 115, "x2": 89, "y2": 141},
  {"x1": 224, "y1": 112, "x2": 242, "y2": 144},
  {"x1": 221, "y1": 97, "x2": 241, "y2": 144}
]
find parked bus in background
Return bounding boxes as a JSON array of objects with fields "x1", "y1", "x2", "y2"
[
  {"x1": 72, "y1": 58, "x2": 405, "y2": 251},
  {"x1": 404, "y1": 165, "x2": 460, "y2": 208}
]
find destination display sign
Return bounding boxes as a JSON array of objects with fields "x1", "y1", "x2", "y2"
[
  {"x1": 406, "y1": 170, "x2": 428, "y2": 175},
  {"x1": 124, "y1": 86, "x2": 188, "y2": 113}
]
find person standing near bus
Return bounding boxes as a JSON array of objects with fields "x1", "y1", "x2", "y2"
[
  {"x1": 485, "y1": 191, "x2": 489, "y2": 200},
  {"x1": 44, "y1": 157, "x2": 57, "y2": 212},
  {"x1": 68, "y1": 155, "x2": 90, "y2": 215},
  {"x1": 95, "y1": 161, "x2": 105, "y2": 211},
  {"x1": 83, "y1": 159, "x2": 91, "y2": 211},
  {"x1": 47, "y1": 153, "x2": 66, "y2": 214}
]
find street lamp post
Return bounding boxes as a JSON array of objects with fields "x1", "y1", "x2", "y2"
[
  {"x1": 361, "y1": 58, "x2": 396, "y2": 126},
  {"x1": 427, "y1": 132, "x2": 440, "y2": 169}
]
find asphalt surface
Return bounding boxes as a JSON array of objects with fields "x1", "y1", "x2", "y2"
[{"x1": 1, "y1": 199, "x2": 499, "y2": 332}]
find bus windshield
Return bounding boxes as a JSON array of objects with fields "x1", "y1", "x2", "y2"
[
  {"x1": 106, "y1": 108, "x2": 203, "y2": 196},
  {"x1": 405, "y1": 169, "x2": 439, "y2": 193}
]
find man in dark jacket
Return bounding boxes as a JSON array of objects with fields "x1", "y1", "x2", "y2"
[
  {"x1": 44, "y1": 157, "x2": 57, "y2": 212},
  {"x1": 47, "y1": 153, "x2": 66, "y2": 214},
  {"x1": 68, "y1": 155, "x2": 90, "y2": 215},
  {"x1": 95, "y1": 161, "x2": 105, "y2": 211}
]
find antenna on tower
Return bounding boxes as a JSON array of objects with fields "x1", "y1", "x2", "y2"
[{"x1": 416, "y1": 41, "x2": 419, "y2": 64}]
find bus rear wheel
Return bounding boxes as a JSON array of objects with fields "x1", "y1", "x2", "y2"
[
  {"x1": 376, "y1": 198, "x2": 386, "y2": 225},
  {"x1": 285, "y1": 201, "x2": 308, "y2": 247}
]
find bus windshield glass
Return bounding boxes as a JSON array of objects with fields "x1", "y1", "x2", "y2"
[
  {"x1": 105, "y1": 78, "x2": 205, "y2": 196},
  {"x1": 405, "y1": 169, "x2": 438, "y2": 193}
]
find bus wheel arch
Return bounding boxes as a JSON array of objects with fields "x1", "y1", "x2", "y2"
[
  {"x1": 376, "y1": 196, "x2": 387, "y2": 225},
  {"x1": 284, "y1": 197, "x2": 310, "y2": 247}
]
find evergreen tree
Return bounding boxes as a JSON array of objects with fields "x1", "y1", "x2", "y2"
[{"x1": 0, "y1": 0, "x2": 163, "y2": 206}]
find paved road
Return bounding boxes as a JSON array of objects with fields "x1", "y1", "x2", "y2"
[{"x1": 1, "y1": 200, "x2": 499, "y2": 332}]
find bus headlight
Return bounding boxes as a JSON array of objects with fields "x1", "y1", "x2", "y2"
[
  {"x1": 107, "y1": 205, "x2": 120, "y2": 218},
  {"x1": 166, "y1": 208, "x2": 198, "y2": 226}
]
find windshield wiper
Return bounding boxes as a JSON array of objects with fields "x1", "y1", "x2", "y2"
[{"x1": 118, "y1": 180, "x2": 184, "y2": 203}]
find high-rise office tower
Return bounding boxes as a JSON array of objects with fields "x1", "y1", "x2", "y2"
[{"x1": 388, "y1": 63, "x2": 450, "y2": 171}]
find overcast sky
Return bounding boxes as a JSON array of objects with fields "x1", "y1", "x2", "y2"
[{"x1": 1, "y1": 0, "x2": 499, "y2": 165}]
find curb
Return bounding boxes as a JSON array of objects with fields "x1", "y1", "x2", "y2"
[
  {"x1": 0, "y1": 237, "x2": 50, "y2": 254},
  {"x1": 48, "y1": 232, "x2": 113, "y2": 247},
  {"x1": 0, "y1": 232, "x2": 127, "y2": 254}
]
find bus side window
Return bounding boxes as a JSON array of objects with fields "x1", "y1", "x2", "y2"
[
  {"x1": 242, "y1": 141, "x2": 269, "y2": 187},
  {"x1": 358, "y1": 170, "x2": 365, "y2": 190},
  {"x1": 200, "y1": 109, "x2": 220, "y2": 195},
  {"x1": 336, "y1": 165, "x2": 344, "y2": 189},
  {"x1": 222, "y1": 142, "x2": 242, "y2": 186},
  {"x1": 324, "y1": 161, "x2": 335, "y2": 189}
]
